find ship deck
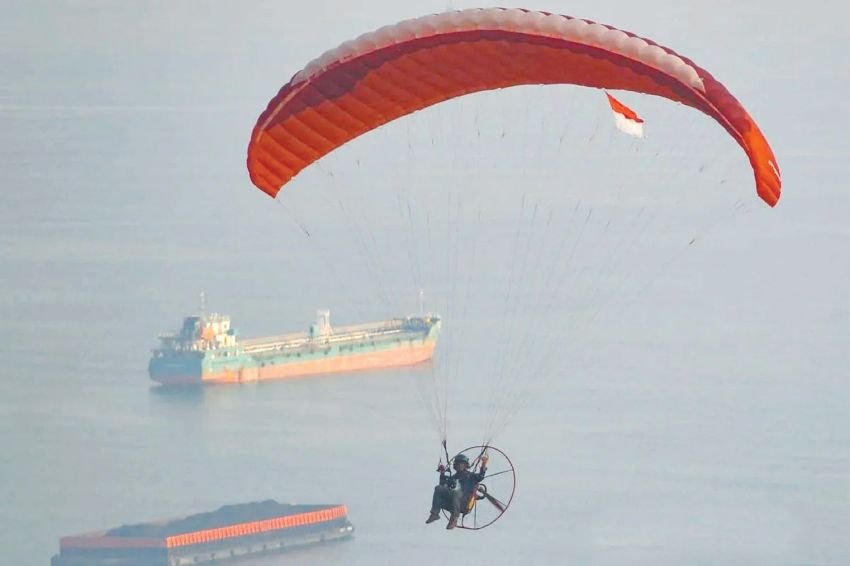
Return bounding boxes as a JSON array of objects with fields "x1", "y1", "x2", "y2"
[{"x1": 240, "y1": 318, "x2": 429, "y2": 354}]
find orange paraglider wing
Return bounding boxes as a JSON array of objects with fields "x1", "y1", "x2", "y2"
[{"x1": 247, "y1": 8, "x2": 780, "y2": 206}]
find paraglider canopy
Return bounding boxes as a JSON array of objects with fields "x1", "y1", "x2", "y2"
[{"x1": 246, "y1": 7, "x2": 781, "y2": 207}]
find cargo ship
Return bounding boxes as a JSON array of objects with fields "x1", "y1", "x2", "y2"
[
  {"x1": 148, "y1": 296, "x2": 442, "y2": 386},
  {"x1": 51, "y1": 500, "x2": 354, "y2": 566}
]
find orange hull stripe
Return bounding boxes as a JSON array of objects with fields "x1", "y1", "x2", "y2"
[{"x1": 165, "y1": 505, "x2": 348, "y2": 548}]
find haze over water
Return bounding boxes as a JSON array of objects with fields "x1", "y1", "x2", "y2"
[{"x1": 2, "y1": 1, "x2": 848, "y2": 564}]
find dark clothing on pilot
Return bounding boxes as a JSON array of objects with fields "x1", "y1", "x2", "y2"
[
  {"x1": 431, "y1": 484, "x2": 462, "y2": 514},
  {"x1": 430, "y1": 468, "x2": 487, "y2": 514}
]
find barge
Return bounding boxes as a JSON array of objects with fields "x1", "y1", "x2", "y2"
[{"x1": 51, "y1": 500, "x2": 354, "y2": 565}]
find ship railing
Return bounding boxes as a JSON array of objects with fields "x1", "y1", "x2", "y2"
[
  {"x1": 241, "y1": 324, "x2": 425, "y2": 354},
  {"x1": 330, "y1": 319, "x2": 405, "y2": 333},
  {"x1": 240, "y1": 331, "x2": 311, "y2": 348},
  {"x1": 240, "y1": 321, "x2": 404, "y2": 346},
  {"x1": 243, "y1": 339, "x2": 311, "y2": 354},
  {"x1": 316, "y1": 328, "x2": 402, "y2": 347},
  {"x1": 243, "y1": 332, "x2": 387, "y2": 354}
]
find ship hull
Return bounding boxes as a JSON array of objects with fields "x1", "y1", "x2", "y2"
[{"x1": 150, "y1": 340, "x2": 436, "y2": 386}]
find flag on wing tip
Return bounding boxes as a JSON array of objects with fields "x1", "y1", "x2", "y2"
[{"x1": 605, "y1": 91, "x2": 644, "y2": 138}]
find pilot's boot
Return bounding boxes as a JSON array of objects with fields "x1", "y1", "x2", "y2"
[
  {"x1": 426, "y1": 511, "x2": 440, "y2": 524},
  {"x1": 446, "y1": 512, "x2": 459, "y2": 529}
]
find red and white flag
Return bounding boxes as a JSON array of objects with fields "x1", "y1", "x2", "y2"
[{"x1": 605, "y1": 92, "x2": 644, "y2": 138}]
